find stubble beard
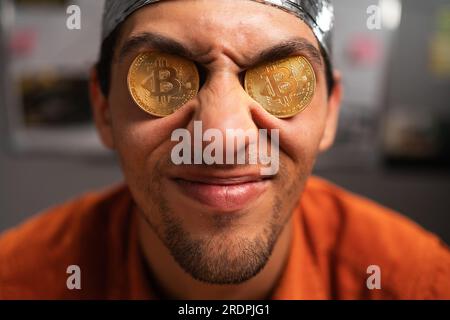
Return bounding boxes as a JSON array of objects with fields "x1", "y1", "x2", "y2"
[{"x1": 138, "y1": 161, "x2": 302, "y2": 285}]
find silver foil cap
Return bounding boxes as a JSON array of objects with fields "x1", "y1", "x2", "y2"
[
  {"x1": 254, "y1": 0, "x2": 334, "y2": 58},
  {"x1": 102, "y1": 0, "x2": 334, "y2": 59}
]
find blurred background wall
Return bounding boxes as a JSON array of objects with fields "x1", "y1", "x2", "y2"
[{"x1": 0, "y1": 0, "x2": 449, "y2": 243}]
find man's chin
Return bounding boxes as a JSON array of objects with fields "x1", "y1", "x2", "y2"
[
  {"x1": 140, "y1": 174, "x2": 284, "y2": 284},
  {"x1": 165, "y1": 225, "x2": 275, "y2": 285},
  {"x1": 158, "y1": 202, "x2": 283, "y2": 285}
]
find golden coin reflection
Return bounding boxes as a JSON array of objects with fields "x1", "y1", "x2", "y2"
[
  {"x1": 127, "y1": 52, "x2": 200, "y2": 117},
  {"x1": 244, "y1": 56, "x2": 316, "y2": 118}
]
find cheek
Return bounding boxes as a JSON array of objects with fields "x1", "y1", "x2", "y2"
[
  {"x1": 108, "y1": 66, "x2": 174, "y2": 170},
  {"x1": 279, "y1": 91, "x2": 329, "y2": 165},
  {"x1": 107, "y1": 101, "x2": 166, "y2": 192}
]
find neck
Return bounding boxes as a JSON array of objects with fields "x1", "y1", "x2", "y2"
[{"x1": 137, "y1": 208, "x2": 293, "y2": 300}]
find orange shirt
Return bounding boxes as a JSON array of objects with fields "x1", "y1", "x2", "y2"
[{"x1": 0, "y1": 176, "x2": 449, "y2": 299}]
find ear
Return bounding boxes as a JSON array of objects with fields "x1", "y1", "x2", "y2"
[
  {"x1": 318, "y1": 71, "x2": 343, "y2": 152},
  {"x1": 89, "y1": 67, "x2": 115, "y2": 149}
]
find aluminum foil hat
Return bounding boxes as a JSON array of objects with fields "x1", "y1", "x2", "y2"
[{"x1": 102, "y1": 0, "x2": 334, "y2": 59}]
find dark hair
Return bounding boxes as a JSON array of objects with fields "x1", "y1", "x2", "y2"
[{"x1": 96, "y1": 26, "x2": 335, "y2": 97}]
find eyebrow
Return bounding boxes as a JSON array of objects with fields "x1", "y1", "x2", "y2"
[
  {"x1": 247, "y1": 37, "x2": 323, "y2": 69},
  {"x1": 118, "y1": 32, "x2": 197, "y2": 63},
  {"x1": 117, "y1": 31, "x2": 323, "y2": 70}
]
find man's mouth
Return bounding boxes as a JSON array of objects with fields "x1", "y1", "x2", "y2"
[{"x1": 171, "y1": 173, "x2": 271, "y2": 212}]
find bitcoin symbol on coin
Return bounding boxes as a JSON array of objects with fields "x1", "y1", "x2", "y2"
[
  {"x1": 244, "y1": 56, "x2": 316, "y2": 118},
  {"x1": 128, "y1": 52, "x2": 199, "y2": 117},
  {"x1": 141, "y1": 59, "x2": 181, "y2": 103},
  {"x1": 260, "y1": 66, "x2": 297, "y2": 106}
]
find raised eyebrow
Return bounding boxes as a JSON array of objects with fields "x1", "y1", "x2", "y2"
[
  {"x1": 243, "y1": 38, "x2": 323, "y2": 69},
  {"x1": 117, "y1": 32, "x2": 196, "y2": 63}
]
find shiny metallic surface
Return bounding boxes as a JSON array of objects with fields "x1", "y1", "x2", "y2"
[
  {"x1": 128, "y1": 52, "x2": 200, "y2": 117},
  {"x1": 250, "y1": 0, "x2": 334, "y2": 59},
  {"x1": 101, "y1": 0, "x2": 334, "y2": 60},
  {"x1": 244, "y1": 55, "x2": 316, "y2": 118}
]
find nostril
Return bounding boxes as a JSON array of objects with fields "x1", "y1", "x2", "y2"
[
  {"x1": 238, "y1": 71, "x2": 246, "y2": 88},
  {"x1": 195, "y1": 62, "x2": 208, "y2": 89}
]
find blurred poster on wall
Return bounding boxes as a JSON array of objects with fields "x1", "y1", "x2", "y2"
[
  {"x1": 0, "y1": 0, "x2": 106, "y2": 155},
  {"x1": 429, "y1": 6, "x2": 450, "y2": 77},
  {"x1": 20, "y1": 71, "x2": 91, "y2": 128},
  {"x1": 382, "y1": 0, "x2": 450, "y2": 168}
]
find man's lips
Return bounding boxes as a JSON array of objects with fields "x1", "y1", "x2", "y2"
[{"x1": 172, "y1": 174, "x2": 270, "y2": 212}]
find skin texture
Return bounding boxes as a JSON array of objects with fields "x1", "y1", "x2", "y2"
[{"x1": 90, "y1": 0, "x2": 342, "y2": 299}]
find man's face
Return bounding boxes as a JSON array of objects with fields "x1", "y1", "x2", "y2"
[{"x1": 92, "y1": 0, "x2": 340, "y2": 284}]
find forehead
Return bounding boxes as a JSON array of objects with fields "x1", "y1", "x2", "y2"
[{"x1": 116, "y1": 0, "x2": 319, "y2": 60}]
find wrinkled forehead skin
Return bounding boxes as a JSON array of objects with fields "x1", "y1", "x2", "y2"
[{"x1": 101, "y1": 0, "x2": 334, "y2": 59}]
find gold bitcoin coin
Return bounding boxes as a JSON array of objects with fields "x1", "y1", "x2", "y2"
[
  {"x1": 244, "y1": 56, "x2": 316, "y2": 118},
  {"x1": 128, "y1": 52, "x2": 200, "y2": 117}
]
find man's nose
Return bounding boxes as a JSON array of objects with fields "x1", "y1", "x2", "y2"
[
  {"x1": 187, "y1": 71, "x2": 259, "y2": 157},
  {"x1": 193, "y1": 72, "x2": 257, "y2": 132}
]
